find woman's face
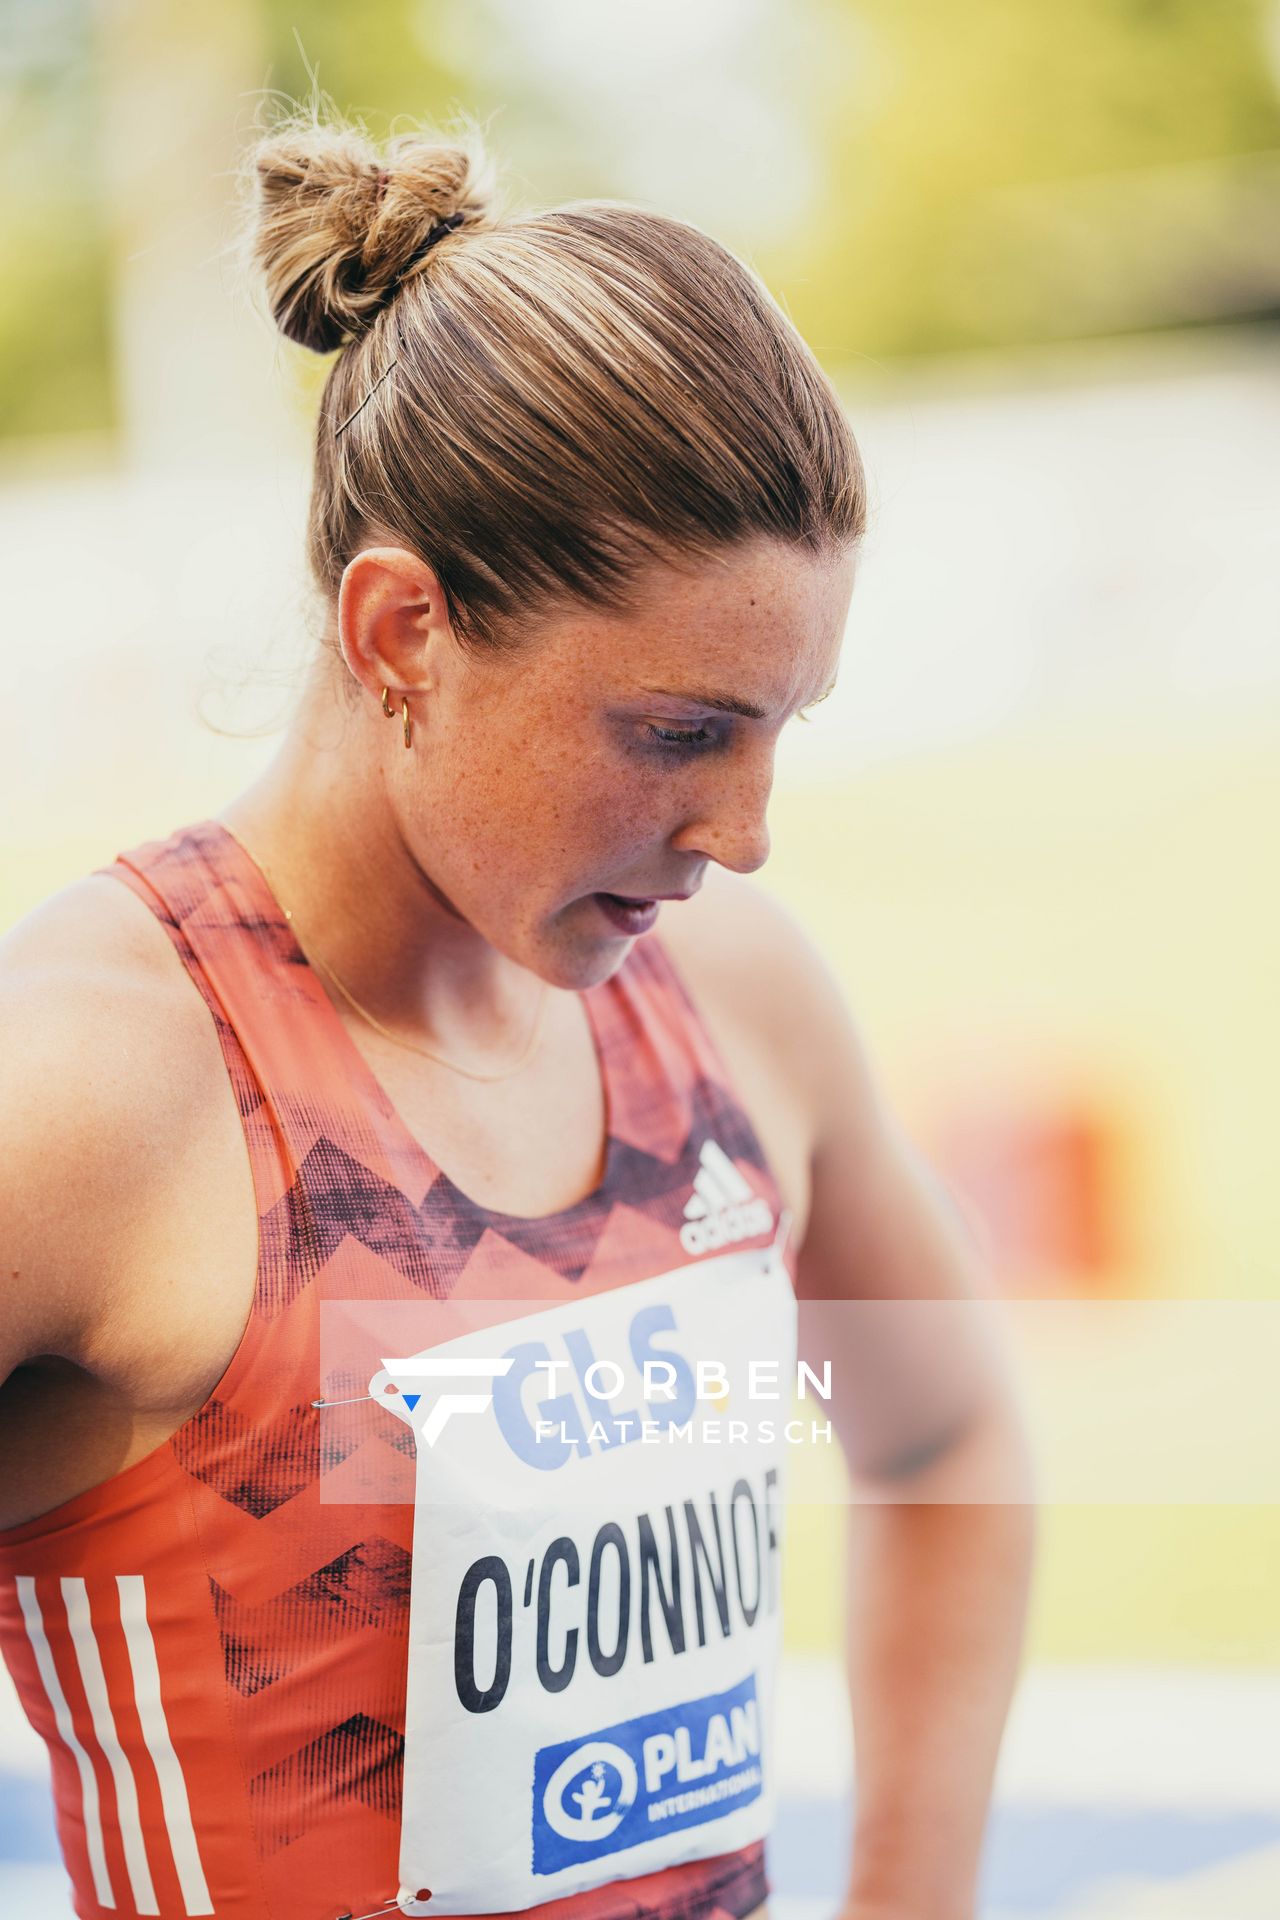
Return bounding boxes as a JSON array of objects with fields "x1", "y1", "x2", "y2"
[{"x1": 348, "y1": 535, "x2": 857, "y2": 989}]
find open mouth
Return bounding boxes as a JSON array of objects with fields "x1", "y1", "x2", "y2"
[{"x1": 593, "y1": 893, "x2": 661, "y2": 934}]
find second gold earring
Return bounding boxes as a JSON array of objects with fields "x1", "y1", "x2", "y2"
[{"x1": 380, "y1": 685, "x2": 412, "y2": 749}]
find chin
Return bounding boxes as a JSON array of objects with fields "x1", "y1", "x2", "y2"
[{"x1": 535, "y1": 924, "x2": 634, "y2": 994}]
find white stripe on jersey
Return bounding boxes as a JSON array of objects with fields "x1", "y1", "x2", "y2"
[
  {"x1": 117, "y1": 1575, "x2": 214, "y2": 1916},
  {"x1": 63, "y1": 1576, "x2": 159, "y2": 1915},
  {"x1": 15, "y1": 1575, "x2": 116, "y2": 1909}
]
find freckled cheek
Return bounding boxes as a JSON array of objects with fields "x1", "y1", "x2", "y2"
[
  {"x1": 445, "y1": 730, "x2": 552, "y2": 817},
  {"x1": 450, "y1": 765, "x2": 595, "y2": 876},
  {"x1": 443, "y1": 735, "x2": 679, "y2": 878},
  {"x1": 573, "y1": 758, "x2": 683, "y2": 845}
]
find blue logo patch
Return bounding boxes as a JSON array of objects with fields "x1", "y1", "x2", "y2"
[{"x1": 531, "y1": 1674, "x2": 763, "y2": 1874}]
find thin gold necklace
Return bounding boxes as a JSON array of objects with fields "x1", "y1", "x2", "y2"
[
  {"x1": 228, "y1": 822, "x2": 554, "y2": 1084},
  {"x1": 278, "y1": 904, "x2": 551, "y2": 1086}
]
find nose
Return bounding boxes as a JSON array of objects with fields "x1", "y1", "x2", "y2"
[{"x1": 669, "y1": 750, "x2": 773, "y2": 876}]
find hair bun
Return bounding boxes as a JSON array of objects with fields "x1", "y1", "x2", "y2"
[{"x1": 247, "y1": 115, "x2": 495, "y2": 353}]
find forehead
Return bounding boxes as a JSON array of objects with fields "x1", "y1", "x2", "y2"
[{"x1": 550, "y1": 539, "x2": 855, "y2": 711}]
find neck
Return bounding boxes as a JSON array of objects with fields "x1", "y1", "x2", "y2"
[{"x1": 217, "y1": 666, "x2": 550, "y2": 1050}]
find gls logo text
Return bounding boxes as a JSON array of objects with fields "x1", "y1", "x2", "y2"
[{"x1": 493, "y1": 1304, "x2": 698, "y2": 1468}]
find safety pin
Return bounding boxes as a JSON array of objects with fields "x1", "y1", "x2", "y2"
[
  {"x1": 313, "y1": 1381, "x2": 411, "y2": 1409},
  {"x1": 335, "y1": 1895, "x2": 425, "y2": 1919}
]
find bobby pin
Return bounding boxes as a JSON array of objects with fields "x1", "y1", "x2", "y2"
[{"x1": 334, "y1": 357, "x2": 399, "y2": 438}]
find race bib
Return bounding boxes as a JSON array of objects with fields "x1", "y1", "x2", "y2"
[{"x1": 370, "y1": 1231, "x2": 797, "y2": 1915}]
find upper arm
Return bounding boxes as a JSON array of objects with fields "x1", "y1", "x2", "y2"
[
  {"x1": 0, "y1": 875, "x2": 216, "y2": 1385},
  {"x1": 795, "y1": 939, "x2": 1014, "y2": 1475},
  {"x1": 793, "y1": 934, "x2": 981, "y2": 1309}
]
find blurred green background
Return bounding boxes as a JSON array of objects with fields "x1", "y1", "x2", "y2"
[
  {"x1": 3, "y1": 0, "x2": 1279, "y2": 1677},
  {"x1": 6, "y1": 0, "x2": 1280, "y2": 439}
]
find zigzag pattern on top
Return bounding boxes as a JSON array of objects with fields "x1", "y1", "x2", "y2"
[{"x1": 0, "y1": 816, "x2": 790, "y2": 1920}]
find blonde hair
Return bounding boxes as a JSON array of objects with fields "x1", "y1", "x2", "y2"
[{"x1": 246, "y1": 108, "x2": 866, "y2": 654}]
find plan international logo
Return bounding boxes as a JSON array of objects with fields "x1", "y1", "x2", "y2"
[
  {"x1": 531, "y1": 1675, "x2": 763, "y2": 1873},
  {"x1": 680, "y1": 1139, "x2": 773, "y2": 1256}
]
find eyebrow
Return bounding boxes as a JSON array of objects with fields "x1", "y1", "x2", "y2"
[{"x1": 638, "y1": 679, "x2": 837, "y2": 720}]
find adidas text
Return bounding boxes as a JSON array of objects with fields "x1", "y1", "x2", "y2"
[{"x1": 680, "y1": 1195, "x2": 774, "y2": 1256}]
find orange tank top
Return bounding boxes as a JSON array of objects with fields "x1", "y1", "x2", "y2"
[{"x1": 0, "y1": 819, "x2": 794, "y2": 1920}]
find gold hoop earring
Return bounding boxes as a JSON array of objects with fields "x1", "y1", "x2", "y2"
[
  {"x1": 381, "y1": 685, "x2": 394, "y2": 719},
  {"x1": 402, "y1": 697, "x2": 412, "y2": 750}
]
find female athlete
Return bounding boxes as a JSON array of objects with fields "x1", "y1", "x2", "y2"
[{"x1": 0, "y1": 113, "x2": 1033, "y2": 1920}]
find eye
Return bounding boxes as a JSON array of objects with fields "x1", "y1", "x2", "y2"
[{"x1": 644, "y1": 723, "x2": 719, "y2": 752}]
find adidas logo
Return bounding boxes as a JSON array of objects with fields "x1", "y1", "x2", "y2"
[{"x1": 680, "y1": 1137, "x2": 774, "y2": 1256}]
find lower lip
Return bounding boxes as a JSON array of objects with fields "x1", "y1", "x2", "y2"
[{"x1": 593, "y1": 893, "x2": 660, "y2": 935}]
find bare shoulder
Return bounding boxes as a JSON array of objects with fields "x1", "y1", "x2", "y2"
[
  {"x1": 0, "y1": 872, "x2": 233, "y2": 1376},
  {"x1": 658, "y1": 865, "x2": 855, "y2": 1145},
  {"x1": 0, "y1": 868, "x2": 213, "y2": 1078}
]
